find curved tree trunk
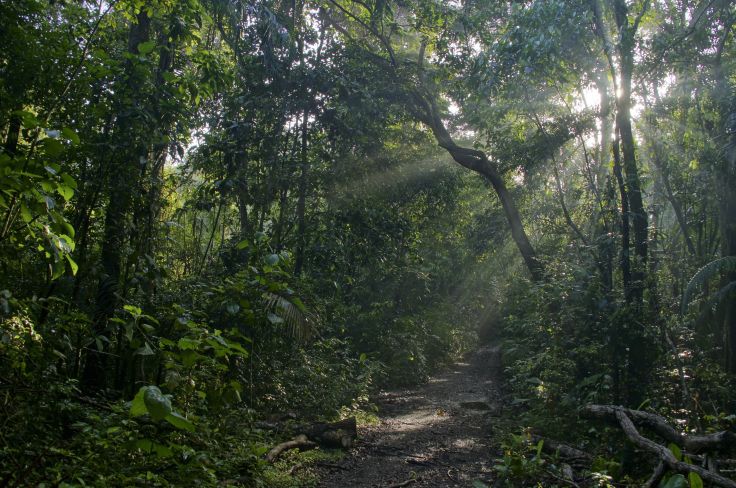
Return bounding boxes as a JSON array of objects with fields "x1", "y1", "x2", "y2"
[{"x1": 410, "y1": 90, "x2": 544, "y2": 282}]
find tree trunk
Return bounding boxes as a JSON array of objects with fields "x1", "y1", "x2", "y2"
[
  {"x1": 614, "y1": 6, "x2": 648, "y2": 303},
  {"x1": 613, "y1": 136, "x2": 632, "y2": 299},
  {"x1": 713, "y1": 21, "x2": 736, "y2": 374},
  {"x1": 294, "y1": 108, "x2": 309, "y2": 276},
  {"x1": 82, "y1": 10, "x2": 151, "y2": 392},
  {"x1": 591, "y1": 0, "x2": 649, "y2": 302},
  {"x1": 595, "y1": 69, "x2": 615, "y2": 295}
]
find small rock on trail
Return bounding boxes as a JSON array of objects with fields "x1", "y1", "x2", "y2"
[{"x1": 317, "y1": 345, "x2": 503, "y2": 488}]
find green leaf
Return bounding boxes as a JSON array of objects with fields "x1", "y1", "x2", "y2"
[
  {"x1": 61, "y1": 127, "x2": 80, "y2": 145},
  {"x1": 134, "y1": 343, "x2": 155, "y2": 356},
  {"x1": 57, "y1": 185, "x2": 74, "y2": 201},
  {"x1": 660, "y1": 474, "x2": 688, "y2": 488},
  {"x1": 161, "y1": 71, "x2": 177, "y2": 83},
  {"x1": 181, "y1": 349, "x2": 203, "y2": 367},
  {"x1": 60, "y1": 173, "x2": 77, "y2": 189},
  {"x1": 143, "y1": 386, "x2": 172, "y2": 420},
  {"x1": 40, "y1": 138, "x2": 64, "y2": 157},
  {"x1": 165, "y1": 412, "x2": 195, "y2": 432},
  {"x1": 65, "y1": 255, "x2": 78, "y2": 275},
  {"x1": 125, "y1": 323, "x2": 134, "y2": 342},
  {"x1": 137, "y1": 40, "x2": 156, "y2": 54},
  {"x1": 236, "y1": 239, "x2": 249, "y2": 249},
  {"x1": 668, "y1": 443, "x2": 682, "y2": 461},
  {"x1": 178, "y1": 337, "x2": 200, "y2": 350},
  {"x1": 20, "y1": 203, "x2": 32, "y2": 223},
  {"x1": 51, "y1": 260, "x2": 65, "y2": 280},
  {"x1": 130, "y1": 387, "x2": 148, "y2": 417},
  {"x1": 688, "y1": 472, "x2": 703, "y2": 488},
  {"x1": 123, "y1": 304, "x2": 142, "y2": 317},
  {"x1": 131, "y1": 439, "x2": 173, "y2": 457},
  {"x1": 13, "y1": 110, "x2": 39, "y2": 129}
]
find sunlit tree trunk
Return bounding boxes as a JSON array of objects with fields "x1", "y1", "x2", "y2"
[
  {"x1": 612, "y1": 134, "x2": 632, "y2": 300},
  {"x1": 594, "y1": 70, "x2": 616, "y2": 295},
  {"x1": 590, "y1": 0, "x2": 650, "y2": 303},
  {"x1": 612, "y1": 0, "x2": 648, "y2": 303}
]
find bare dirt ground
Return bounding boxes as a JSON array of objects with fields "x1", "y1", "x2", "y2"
[{"x1": 318, "y1": 345, "x2": 504, "y2": 488}]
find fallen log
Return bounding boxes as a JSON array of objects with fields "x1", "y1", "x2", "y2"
[
  {"x1": 265, "y1": 417, "x2": 358, "y2": 463},
  {"x1": 266, "y1": 434, "x2": 317, "y2": 463},
  {"x1": 583, "y1": 404, "x2": 736, "y2": 488},
  {"x1": 299, "y1": 416, "x2": 357, "y2": 448}
]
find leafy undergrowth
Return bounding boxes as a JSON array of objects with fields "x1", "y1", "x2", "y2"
[
  {"x1": 263, "y1": 448, "x2": 346, "y2": 488},
  {"x1": 0, "y1": 375, "x2": 379, "y2": 487},
  {"x1": 485, "y1": 268, "x2": 736, "y2": 487}
]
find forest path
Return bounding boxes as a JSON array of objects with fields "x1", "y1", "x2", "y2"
[{"x1": 317, "y1": 345, "x2": 503, "y2": 488}]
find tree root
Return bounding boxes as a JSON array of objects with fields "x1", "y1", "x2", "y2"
[
  {"x1": 530, "y1": 434, "x2": 592, "y2": 462},
  {"x1": 583, "y1": 404, "x2": 736, "y2": 488},
  {"x1": 385, "y1": 478, "x2": 418, "y2": 488},
  {"x1": 582, "y1": 404, "x2": 736, "y2": 453}
]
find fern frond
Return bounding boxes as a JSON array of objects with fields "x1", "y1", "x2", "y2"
[
  {"x1": 262, "y1": 292, "x2": 314, "y2": 343},
  {"x1": 681, "y1": 256, "x2": 736, "y2": 315}
]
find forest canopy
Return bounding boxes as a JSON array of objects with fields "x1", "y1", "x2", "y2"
[{"x1": 0, "y1": 0, "x2": 735, "y2": 486}]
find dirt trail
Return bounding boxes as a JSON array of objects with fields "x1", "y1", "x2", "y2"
[{"x1": 318, "y1": 345, "x2": 503, "y2": 488}]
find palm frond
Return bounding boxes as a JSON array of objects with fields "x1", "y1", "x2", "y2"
[
  {"x1": 262, "y1": 292, "x2": 314, "y2": 343},
  {"x1": 681, "y1": 256, "x2": 736, "y2": 315}
]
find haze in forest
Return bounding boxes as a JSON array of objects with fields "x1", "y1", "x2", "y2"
[{"x1": 1, "y1": 0, "x2": 735, "y2": 486}]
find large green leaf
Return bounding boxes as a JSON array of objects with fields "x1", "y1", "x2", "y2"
[
  {"x1": 130, "y1": 387, "x2": 148, "y2": 417},
  {"x1": 165, "y1": 412, "x2": 195, "y2": 432},
  {"x1": 660, "y1": 474, "x2": 688, "y2": 488},
  {"x1": 128, "y1": 439, "x2": 173, "y2": 458},
  {"x1": 143, "y1": 386, "x2": 172, "y2": 420},
  {"x1": 137, "y1": 40, "x2": 155, "y2": 54},
  {"x1": 688, "y1": 472, "x2": 703, "y2": 488},
  {"x1": 668, "y1": 443, "x2": 682, "y2": 461}
]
